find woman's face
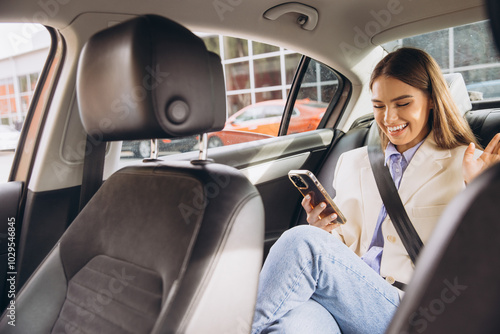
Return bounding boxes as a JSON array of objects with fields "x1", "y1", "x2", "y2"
[{"x1": 371, "y1": 76, "x2": 433, "y2": 153}]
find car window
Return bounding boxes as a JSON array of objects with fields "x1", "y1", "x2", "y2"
[
  {"x1": 203, "y1": 37, "x2": 342, "y2": 148},
  {"x1": 0, "y1": 23, "x2": 51, "y2": 183},
  {"x1": 287, "y1": 60, "x2": 341, "y2": 135},
  {"x1": 120, "y1": 35, "x2": 343, "y2": 160},
  {"x1": 383, "y1": 20, "x2": 500, "y2": 101},
  {"x1": 121, "y1": 35, "x2": 304, "y2": 159}
]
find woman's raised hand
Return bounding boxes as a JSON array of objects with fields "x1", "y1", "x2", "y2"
[
  {"x1": 301, "y1": 195, "x2": 340, "y2": 233},
  {"x1": 463, "y1": 133, "x2": 500, "y2": 184}
]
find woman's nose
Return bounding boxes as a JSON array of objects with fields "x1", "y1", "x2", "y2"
[{"x1": 384, "y1": 107, "x2": 398, "y2": 124}]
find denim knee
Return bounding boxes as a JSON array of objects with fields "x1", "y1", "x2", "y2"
[
  {"x1": 263, "y1": 299, "x2": 340, "y2": 334},
  {"x1": 271, "y1": 225, "x2": 340, "y2": 259}
]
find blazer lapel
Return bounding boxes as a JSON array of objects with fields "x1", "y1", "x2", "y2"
[
  {"x1": 398, "y1": 133, "x2": 451, "y2": 205},
  {"x1": 360, "y1": 152, "x2": 383, "y2": 238}
]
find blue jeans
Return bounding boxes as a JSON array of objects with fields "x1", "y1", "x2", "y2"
[{"x1": 252, "y1": 225, "x2": 400, "y2": 334}]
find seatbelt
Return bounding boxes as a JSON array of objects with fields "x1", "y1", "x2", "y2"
[
  {"x1": 367, "y1": 135, "x2": 423, "y2": 265},
  {"x1": 79, "y1": 135, "x2": 106, "y2": 211}
]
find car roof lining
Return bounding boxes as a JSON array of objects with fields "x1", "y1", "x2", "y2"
[{"x1": 0, "y1": 0, "x2": 488, "y2": 86}]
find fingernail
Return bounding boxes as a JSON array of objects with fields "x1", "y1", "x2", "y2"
[
  {"x1": 305, "y1": 195, "x2": 310, "y2": 199},
  {"x1": 320, "y1": 203, "x2": 326, "y2": 208},
  {"x1": 331, "y1": 214, "x2": 337, "y2": 220}
]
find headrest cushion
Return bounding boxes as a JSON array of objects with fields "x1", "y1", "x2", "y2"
[
  {"x1": 77, "y1": 15, "x2": 226, "y2": 141},
  {"x1": 443, "y1": 73, "x2": 471, "y2": 115}
]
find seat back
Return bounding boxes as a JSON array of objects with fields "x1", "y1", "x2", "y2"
[
  {"x1": 0, "y1": 15, "x2": 264, "y2": 334},
  {"x1": 385, "y1": 162, "x2": 500, "y2": 333}
]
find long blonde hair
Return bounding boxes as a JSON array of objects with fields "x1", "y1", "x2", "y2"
[{"x1": 370, "y1": 47, "x2": 480, "y2": 149}]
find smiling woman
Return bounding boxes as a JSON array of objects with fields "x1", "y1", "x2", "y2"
[
  {"x1": 370, "y1": 47, "x2": 479, "y2": 152},
  {"x1": 252, "y1": 47, "x2": 500, "y2": 334}
]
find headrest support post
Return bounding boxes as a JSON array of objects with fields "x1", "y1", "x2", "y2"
[
  {"x1": 142, "y1": 139, "x2": 160, "y2": 162},
  {"x1": 199, "y1": 133, "x2": 208, "y2": 161},
  {"x1": 151, "y1": 139, "x2": 159, "y2": 160},
  {"x1": 191, "y1": 133, "x2": 214, "y2": 165}
]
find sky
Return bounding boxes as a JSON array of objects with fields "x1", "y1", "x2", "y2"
[{"x1": 0, "y1": 23, "x2": 51, "y2": 60}]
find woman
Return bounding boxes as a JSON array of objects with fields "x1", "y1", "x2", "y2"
[{"x1": 251, "y1": 47, "x2": 500, "y2": 334}]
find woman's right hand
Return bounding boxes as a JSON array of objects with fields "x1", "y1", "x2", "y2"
[{"x1": 301, "y1": 195, "x2": 341, "y2": 233}]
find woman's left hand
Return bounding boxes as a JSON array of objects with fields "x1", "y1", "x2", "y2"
[{"x1": 462, "y1": 133, "x2": 500, "y2": 184}]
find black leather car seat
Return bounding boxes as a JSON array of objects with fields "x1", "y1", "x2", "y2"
[{"x1": 0, "y1": 15, "x2": 264, "y2": 334}]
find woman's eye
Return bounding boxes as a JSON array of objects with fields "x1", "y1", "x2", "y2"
[
  {"x1": 396, "y1": 102, "x2": 410, "y2": 107},
  {"x1": 373, "y1": 105, "x2": 384, "y2": 109}
]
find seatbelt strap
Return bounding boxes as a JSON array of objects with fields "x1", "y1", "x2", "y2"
[
  {"x1": 79, "y1": 135, "x2": 106, "y2": 211},
  {"x1": 367, "y1": 137, "x2": 423, "y2": 265}
]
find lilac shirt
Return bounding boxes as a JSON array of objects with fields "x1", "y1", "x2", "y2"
[{"x1": 361, "y1": 140, "x2": 425, "y2": 274}]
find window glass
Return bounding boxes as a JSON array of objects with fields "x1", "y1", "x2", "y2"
[
  {"x1": 254, "y1": 56, "x2": 281, "y2": 88},
  {"x1": 288, "y1": 60, "x2": 340, "y2": 135},
  {"x1": 253, "y1": 41, "x2": 279, "y2": 55},
  {"x1": 255, "y1": 90, "x2": 282, "y2": 104},
  {"x1": 0, "y1": 23, "x2": 50, "y2": 183},
  {"x1": 203, "y1": 35, "x2": 220, "y2": 56},
  {"x1": 225, "y1": 61, "x2": 250, "y2": 90},
  {"x1": 383, "y1": 20, "x2": 500, "y2": 101},
  {"x1": 227, "y1": 93, "x2": 251, "y2": 115},
  {"x1": 223, "y1": 36, "x2": 248, "y2": 59},
  {"x1": 285, "y1": 53, "x2": 302, "y2": 84},
  {"x1": 120, "y1": 35, "x2": 331, "y2": 162},
  {"x1": 202, "y1": 37, "x2": 303, "y2": 148}
]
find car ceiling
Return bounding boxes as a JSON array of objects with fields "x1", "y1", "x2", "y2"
[{"x1": 0, "y1": 0, "x2": 487, "y2": 83}]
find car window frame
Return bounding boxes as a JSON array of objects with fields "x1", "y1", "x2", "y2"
[
  {"x1": 9, "y1": 26, "x2": 65, "y2": 185},
  {"x1": 279, "y1": 56, "x2": 347, "y2": 136}
]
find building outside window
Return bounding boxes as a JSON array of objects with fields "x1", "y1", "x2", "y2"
[
  {"x1": 201, "y1": 34, "x2": 304, "y2": 117},
  {"x1": 0, "y1": 23, "x2": 50, "y2": 129}
]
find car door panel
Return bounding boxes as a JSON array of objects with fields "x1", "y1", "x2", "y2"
[
  {"x1": 16, "y1": 186, "x2": 80, "y2": 288},
  {"x1": 206, "y1": 129, "x2": 340, "y2": 255}
]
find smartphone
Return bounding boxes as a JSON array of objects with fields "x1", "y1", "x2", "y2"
[{"x1": 288, "y1": 170, "x2": 347, "y2": 224}]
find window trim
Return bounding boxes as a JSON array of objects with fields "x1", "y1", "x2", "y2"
[
  {"x1": 10, "y1": 26, "x2": 66, "y2": 185},
  {"x1": 279, "y1": 57, "x2": 348, "y2": 136}
]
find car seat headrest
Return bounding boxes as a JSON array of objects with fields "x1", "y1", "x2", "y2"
[
  {"x1": 77, "y1": 15, "x2": 226, "y2": 141},
  {"x1": 443, "y1": 73, "x2": 471, "y2": 116}
]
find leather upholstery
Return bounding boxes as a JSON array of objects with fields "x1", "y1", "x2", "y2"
[
  {"x1": 77, "y1": 15, "x2": 226, "y2": 141},
  {"x1": 465, "y1": 109, "x2": 500, "y2": 148},
  {"x1": 386, "y1": 162, "x2": 500, "y2": 333}
]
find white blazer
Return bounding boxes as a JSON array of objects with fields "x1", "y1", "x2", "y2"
[{"x1": 332, "y1": 133, "x2": 469, "y2": 290}]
